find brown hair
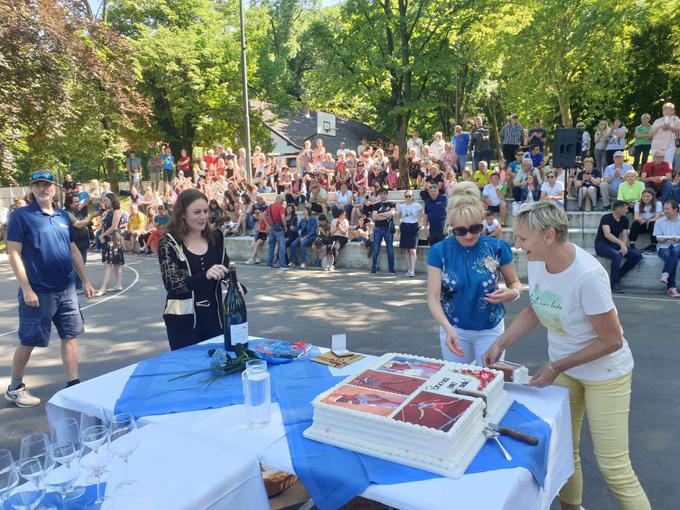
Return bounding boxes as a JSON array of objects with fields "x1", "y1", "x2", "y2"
[{"x1": 166, "y1": 189, "x2": 214, "y2": 244}]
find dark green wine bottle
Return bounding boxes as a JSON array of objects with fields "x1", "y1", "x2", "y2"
[{"x1": 224, "y1": 262, "x2": 248, "y2": 351}]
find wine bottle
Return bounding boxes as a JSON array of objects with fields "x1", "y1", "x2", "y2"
[{"x1": 223, "y1": 262, "x2": 248, "y2": 351}]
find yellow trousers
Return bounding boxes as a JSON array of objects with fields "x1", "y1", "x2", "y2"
[{"x1": 555, "y1": 371, "x2": 650, "y2": 510}]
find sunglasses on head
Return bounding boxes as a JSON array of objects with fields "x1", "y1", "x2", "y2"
[
  {"x1": 452, "y1": 223, "x2": 484, "y2": 236},
  {"x1": 31, "y1": 171, "x2": 54, "y2": 182}
]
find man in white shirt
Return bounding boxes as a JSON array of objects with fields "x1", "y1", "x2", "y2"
[
  {"x1": 336, "y1": 142, "x2": 350, "y2": 158},
  {"x1": 407, "y1": 131, "x2": 423, "y2": 157},
  {"x1": 540, "y1": 172, "x2": 565, "y2": 206},
  {"x1": 653, "y1": 199, "x2": 680, "y2": 297},
  {"x1": 429, "y1": 132, "x2": 445, "y2": 161},
  {"x1": 482, "y1": 172, "x2": 507, "y2": 225}
]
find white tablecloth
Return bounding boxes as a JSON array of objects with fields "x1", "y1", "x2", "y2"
[{"x1": 47, "y1": 343, "x2": 573, "y2": 510}]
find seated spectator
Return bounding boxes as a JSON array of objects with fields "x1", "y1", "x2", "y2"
[
  {"x1": 440, "y1": 142, "x2": 457, "y2": 172},
  {"x1": 630, "y1": 188, "x2": 661, "y2": 252},
  {"x1": 594, "y1": 200, "x2": 642, "y2": 293},
  {"x1": 528, "y1": 144, "x2": 545, "y2": 171},
  {"x1": 482, "y1": 211, "x2": 502, "y2": 239},
  {"x1": 617, "y1": 170, "x2": 645, "y2": 212},
  {"x1": 473, "y1": 161, "x2": 492, "y2": 190},
  {"x1": 289, "y1": 207, "x2": 317, "y2": 268},
  {"x1": 351, "y1": 216, "x2": 373, "y2": 256},
  {"x1": 423, "y1": 185, "x2": 448, "y2": 245},
  {"x1": 385, "y1": 163, "x2": 399, "y2": 190},
  {"x1": 506, "y1": 150, "x2": 524, "y2": 183},
  {"x1": 245, "y1": 210, "x2": 268, "y2": 264},
  {"x1": 284, "y1": 203, "x2": 299, "y2": 252},
  {"x1": 327, "y1": 210, "x2": 350, "y2": 271},
  {"x1": 574, "y1": 157, "x2": 601, "y2": 211},
  {"x1": 540, "y1": 171, "x2": 565, "y2": 206},
  {"x1": 599, "y1": 151, "x2": 632, "y2": 210},
  {"x1": 137, "y1": 207, "x2": 157, "y2": 255},
  {"x1": 125, "y1": 203, "x2": 146, "y2": 252},
  {"x1": 511, "y1": 158, "x2": 542, "y2": 203},
  {"x1": 407, "y1": 148, "x2": 423, "y2": 189},
  {"x1": 351, "y1": 184, "x2": 369, "y2": 225},
  {"x1": 332, "y1": 182, "x2": 354, "y2": 219},
  {"x1": 308, "y1": 182, "x2": 329, "y2": 217},
  {"x1": 482, "y1": 172, "x2": 507, "y2": 225},
  {"x1": 640, "y1": 150, "x2": 673, "y2": 200},
  {"x1": 208, "y1": 199, "x2": 225, "y2": 227},
  {"x1": 311, "y1": 214, "x2": 332, "y2": 267},
  {"x1": 444, "y1": 170, "x2": 457, "y2": 196},
  {"x1": 653, "y1": 199, "x2": 680, "y2": 297}
]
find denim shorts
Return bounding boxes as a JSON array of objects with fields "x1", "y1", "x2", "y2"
[{"x1": 18, "y1": 286, "x2": 85, "y2": 347}]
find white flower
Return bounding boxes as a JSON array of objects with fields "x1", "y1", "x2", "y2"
[{"x1": 483, "y1": 256, "x2": 499, "y2": 274}]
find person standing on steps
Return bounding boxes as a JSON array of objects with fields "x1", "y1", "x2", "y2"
[{"x1": 5, "y1": 170, "x2": 95, "y2": 408}]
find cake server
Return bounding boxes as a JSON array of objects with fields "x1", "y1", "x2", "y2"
[
  {"x1": 487, "y1": 423, "x2": 539, "y2": 446},
  {"x1": 483, "y1": 427, "x2": 512, "y2": 461}
]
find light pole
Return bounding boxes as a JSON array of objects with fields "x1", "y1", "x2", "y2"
[{"x1": 239, "y1": 0, "x2": 252, "y2": 182}]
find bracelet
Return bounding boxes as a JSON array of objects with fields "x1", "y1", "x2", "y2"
[
  {"x1": 511, "y1": 288, "x2": 521, "y2": 302},
  {"x1": 547, "y1": 364, "x2": 559, "y2": 375}
]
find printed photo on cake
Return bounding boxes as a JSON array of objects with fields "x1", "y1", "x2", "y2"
[
  {"x1": 376, "y1": 356, "x2": 444, "y2": 379},
  {"x1": 321, "y1": 385, "x2": 407, "y2": 416},
  {"x1": 347, "y1": 369, "x2": 426, "y2": 396},
  {"x1": 393, "y1": 391, "x2": 473, "y2": 432}
]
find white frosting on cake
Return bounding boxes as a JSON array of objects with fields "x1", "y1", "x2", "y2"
[{"x1": 303, "y1": 353, "x2": 513, "y2": 478}]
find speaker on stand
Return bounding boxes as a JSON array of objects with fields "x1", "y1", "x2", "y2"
[{"x1": 552, "y1": 127, "x2": 585, "y2": 246}]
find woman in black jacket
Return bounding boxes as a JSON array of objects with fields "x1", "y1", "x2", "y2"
[{"x1": 158, "y1": 189, "x2": 231, "y2": 350}]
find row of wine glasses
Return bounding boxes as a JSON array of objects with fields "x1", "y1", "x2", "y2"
[{"x1": 0, "y1": 408, "x2": 140, "y2": 510}]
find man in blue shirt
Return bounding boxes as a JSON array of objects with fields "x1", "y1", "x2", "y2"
[
  {"x1": 423, "y1": 185, "x2": 448, "y2": 245},
  {"x1": 451, "y1": 125, "x2": 470, "y2": 174},
  {"x1": 599, "y1": 151, "x2": 634, "y2": 210},
  {"x1": 161, "y1": 146, "x2": 175, "y2": 186},
  {"x1": 6, "y1": 171, "x2": 95, "y2": 408},
  {"x1": 527, "y1": 118, "x2": 547, "y2": 153}
]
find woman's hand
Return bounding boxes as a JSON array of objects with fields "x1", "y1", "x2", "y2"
[
  {"x1": 484, "y1": 287, "x2": 519, "y2": 304},
  {"x1": 206, "y1": 264, "x2": 228, "y2": 280},
  {"x1": 443, "y1": 326, "x2": 464, "y2": 357},
  {"x1": 528, "y1": 363, "x2": 559, "y2": 388},
  {"x1": 482, "y1": 341, "x2": 504, "y2": 367}
]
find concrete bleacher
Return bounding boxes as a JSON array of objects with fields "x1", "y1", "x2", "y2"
[{"x1": 226, "y1": 192, "x2": 668, "y2": 290}]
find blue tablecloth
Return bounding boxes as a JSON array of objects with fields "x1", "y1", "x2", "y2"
[
  {"x1": 3, "y1": 483, "x2": 106, "y2": 510},
  {"x1": 113, "y1": 345, "x2": 551, "y2": 510}
]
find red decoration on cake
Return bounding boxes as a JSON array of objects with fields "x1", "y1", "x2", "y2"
[{"x1": 451, "y1": 368, "x2": 497, "y2": 390}]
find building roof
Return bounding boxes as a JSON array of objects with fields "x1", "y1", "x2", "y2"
[{"x1": 264, "y1": 108, "x2": 385, "y2": 155}]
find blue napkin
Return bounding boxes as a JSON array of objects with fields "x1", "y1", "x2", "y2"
[
  {"x1": 113, "y1": 340, "x2": 321, "y2": 419},
  {"x1": 272, "y1": 363, "x2": 552, "y2": 510},
  {"x1": 3, "y1": 483, "x2": 107, "y2": 510}
]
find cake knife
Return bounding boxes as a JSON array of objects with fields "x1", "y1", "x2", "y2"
[{"x1": 487, "y1": 423, "x2": 539, "y2": 446}]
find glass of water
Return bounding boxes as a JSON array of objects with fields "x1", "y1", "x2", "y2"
[
  {"x1": 80, "y1": 425, "x2": 113, "y2": 509},
  {"x1": 108, "y1": 413, "x2": 140, "y2": 494},
  {"x1": 7, "y1": 459, "x2": 46, "y2": 510},
  {"x1": 0, "y1": 450, "x2": 19, "y2": 506},
  {"x1": 50, "y1": 419, "x2": 85, "y2": 501}
]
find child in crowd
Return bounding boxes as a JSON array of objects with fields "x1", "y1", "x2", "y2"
[
  {"x1": 312, "y1": 214, "x2": 331, "y2": 266},
  {"x1": 482, "y1": 211, "x2": 502, "y2": 239},
  {"x1": 351, "y1": 216, "x2": 373, "y2": 256},
  {"x1": 245, "y1": 210, "x2": 268, "y2": 264}
]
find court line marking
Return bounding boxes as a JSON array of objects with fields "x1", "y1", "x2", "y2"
[{"x1": 0, "y1": 265, "x2": 140, "y2": 338}]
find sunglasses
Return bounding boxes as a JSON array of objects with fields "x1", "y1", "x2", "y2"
[
  {"x1": 404, "y1": 194, "x2": 413, "y2": 198},
  {"x1": 452, "y1": 223, "x2": 484, "y2": 236},
  {"x1": 546, "y1": 175, "x2": 555, "y2": 178},
  {"x1": 31, "y1": 171, "x2": 55, "y2": 182}
]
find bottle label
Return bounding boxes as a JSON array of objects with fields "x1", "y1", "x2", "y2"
[{"x1": 230, "y1": 322, "x2": 249, "y2": 345}]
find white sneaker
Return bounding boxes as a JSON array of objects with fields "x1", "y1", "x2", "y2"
[
  {"x1": 404, "y1": 271, "x2": 411, "y2": 276},
  {"x1": 254, "y1": 258, "x2": 262, "y2": 264},
  {"x1": 288, "y1": 262, "x2": 295, "y2": 268},
  {"x1": 245, "y1": 258, "x2": 255, "y2": 265},
  {"x1": 329, "y1": 265, "x2": 335, "y2": 272},
  {"x1": 300, "y1": 263, "x2": 307, "y2": 269},
  {"x1": 5, "y1": 384, "x2": 41, "y2": 408},
  {"x1": 408, "y1": 271, "x2": 415, "y2": 277}
]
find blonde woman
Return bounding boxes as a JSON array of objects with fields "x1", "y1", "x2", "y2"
[
  {"x1": 426, "y1": 182, "x2": 521, "y2": 365},
  {"x1": 483, "y1": 201, "x2": 650, "y2": 510}
]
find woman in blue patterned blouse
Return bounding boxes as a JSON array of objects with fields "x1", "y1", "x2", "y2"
[{"x1": 426, "y1": 182, "x2": 522, "y2": 365}]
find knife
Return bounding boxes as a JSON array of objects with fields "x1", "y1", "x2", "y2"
[{"x1": 487, "y1": 423, "x2": 539, "y2": 446}]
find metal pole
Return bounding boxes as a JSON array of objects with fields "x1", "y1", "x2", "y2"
[{"x1": 239, "y1": 0, "x2": 252, "y2": 182}]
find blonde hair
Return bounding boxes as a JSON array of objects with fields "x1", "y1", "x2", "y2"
[
  {"x1": 514, "y1": 201, "x2": 569, "y2": 242},
  {"x1": 662, "y1": 102, "x2": 675, "y2": 111},
  {"x1": 446, "y1": 181, "x2": 484, "y2": 227}
]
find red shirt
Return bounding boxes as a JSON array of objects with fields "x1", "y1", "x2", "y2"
[
  {"x1": 642, "y1": 161, "x2": 672, "y2": 188},
  {"x1": 267, "y1": 202, "x2": 285, "y2": 224}
]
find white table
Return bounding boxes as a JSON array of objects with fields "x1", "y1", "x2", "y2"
[{"x1": 47, "y1": 344, "x2": 573, "y2": 510}]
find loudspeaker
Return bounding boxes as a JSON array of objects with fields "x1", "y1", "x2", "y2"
[{"x1": 552, "y1": 128, "x2": 583, "y2": 168}]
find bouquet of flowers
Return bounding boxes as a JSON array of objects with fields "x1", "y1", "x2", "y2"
[{"x1": 169, "y1": 344, "x2": 260, "y2": 385}]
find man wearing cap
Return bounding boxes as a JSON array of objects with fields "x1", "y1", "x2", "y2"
[
  {"x1": 599, "y1": 151, "x2": 634, "y2": 210},
  {"x1": 5, "y1": 170, "x2": 95, "y2": 407},
  {"x1": 499, "y1": 114, "x2": 524, "y2": 164}
]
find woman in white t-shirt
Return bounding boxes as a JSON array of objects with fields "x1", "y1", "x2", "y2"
[
  {"x1": 650, "y1": 102, "x2": 680, "y2": 165},
  {"x1": 630, "y1": 188, "x2": 662, "y2": 251},
  {"x1": 482, "y1": 202, "x2": 650, "y2": 510},
  {"x1": 396, "y1": 191, "x2": 423, "y2": 277},
  {"x1": 539, "y1": 172, "x2": 565, "y2": 206}
]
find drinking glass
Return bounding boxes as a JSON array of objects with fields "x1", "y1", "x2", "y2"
[
  {"x1": 7, "y1": 459, "x2": 46, "y2": 510},
  {"x1": 50, "y1": 419, "x2": 85, "y2": 501},
  {"x1": 79, "y1": 407, "x2": 109, "y2": 432},
  {"x1": 108, "y1": 413, "x2": 140, "y2": 494},
  {"x1": 45, "y1": 443, "x2": 79, "y2": 510},
  {"x1": 19, "y1": 434, "x2": 55, "y2": 474},
  {"x1": 80, "y1": 426, "x2": 113, "y2": 509},
  {"x1": 0, "y1": 450, "x2": 19, "y2": 505}
]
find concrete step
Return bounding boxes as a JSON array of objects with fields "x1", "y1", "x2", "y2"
[{"x1": 225, "y1": 236, "x2": 669, "y2": 290}]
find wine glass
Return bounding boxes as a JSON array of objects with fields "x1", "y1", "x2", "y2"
[
  {"x1": 79, "y1": 407, "x2": 109, "y2": 432},
  {"x1": 80, "y1": 426, "x2": 113, "y2": 509},
  {"x1": 45, "y1": 443, "x2": 79, "y2": 510},
  {"x1": 108, "y1": 413, "x2": 140, "y2": 494},
  {"x1": 0, "y1": 450, "x2": 19, "y2": 505},
  {"x1": 7, "y1": 459, "x2": 46, "y2": 510},
  {"x1": 19, "y1": 434, "x2": 55, "y2": 474},
  {"x1": 50, "y1": 419, "x2": 85, "y2": 500}
]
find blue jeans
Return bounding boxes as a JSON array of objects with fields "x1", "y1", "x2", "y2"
[
  {"x1": 372, "y1": 226, "x2": 394, "y2": 272},
  {"x1": 658, "y1": 245, "x2": 680, "y2": 289},
  {"x1": 75, "y1": 246, "x2": 88, "y2": 290},
  {"x1": 512, "y1": 185, "x2": 527, "y2": 203},
  {"x1": 289, "y1": 235, "x2": 315, "y2": 265},
  {"x1": 267, "y1": 226, "x2": 287, "y2": 267},
  {"x1": 660, "y1": 181, "x2": 680, "y2": 203},
  {"x1": 594, "y1": 241, "x2": 642, "y2": 286}
]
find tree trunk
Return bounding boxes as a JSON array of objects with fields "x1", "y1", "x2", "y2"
[
  {"x1": 557, "y1": 92, "x2": 573, "y2": 127},
  {"x1": 397, "y1": 112, "x2": 410, "y2": 189},
  {"x1": 107, "y1": 157, "x2": 119, "y2": 193}
]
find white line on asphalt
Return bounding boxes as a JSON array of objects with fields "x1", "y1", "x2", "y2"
[
  {"x1": 0, "y1": 265, "x2": 140, "y2": 338},
  {"x1": 612, "y1": 294, "x2": 679, "y2": 303}
]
